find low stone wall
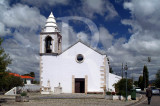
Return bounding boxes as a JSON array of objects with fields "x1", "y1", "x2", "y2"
[
  {"x1": 105, "y1": 95, "x2": 131, "y2": 100},
  {"x1": 17, "y1": 84, "x2": 40, "y2": 92},
  {"x1": 15, "y1": 96, "x2": 29, "y2": 102}
]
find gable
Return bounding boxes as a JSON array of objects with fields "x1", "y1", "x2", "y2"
[{"x1": 60, "y1": 41, "x2": 107, "y2": 57}]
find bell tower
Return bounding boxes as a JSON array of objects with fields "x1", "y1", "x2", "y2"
[{"x1": 40, "y1": 12, "x2": 62, "y2": 55}]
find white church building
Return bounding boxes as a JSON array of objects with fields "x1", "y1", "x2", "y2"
[{"x1": 39, "y1": 12, "x2": 121, "y2": 94}]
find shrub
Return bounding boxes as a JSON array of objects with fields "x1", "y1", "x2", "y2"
[
  {"x1": 115, "y1": 79, "x2": 133, "y2": 93},
  {"x1": 21, "y1": 91, "x2": 27, "y2": 96},
  {"x1": 111, "y1": 92, "x2": 116, "y2": 95},
  {"x1": 116, "y1": 92, "x2": 121, "y2": 95},
  {"x1": 106, "y1": 91, "x2": 111, "y2": 95},
  {"x1": 118, "y1": 90, "x2": 131, "y2": 97},
  {"x1": 0, "y1": 73, "x2": 24, "y2": 91},
  {"x1": 114, "y1": 78, "x2": 133, "y2": 97}
]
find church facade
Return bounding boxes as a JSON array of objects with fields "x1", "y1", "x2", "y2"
[{"x1": 40, "y1": 12, "x2": 121, "y2": 94}]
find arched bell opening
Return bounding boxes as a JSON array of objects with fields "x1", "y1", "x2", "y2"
[{"x1": 45, "y1": 36, "x2": 52, "y2": 53}]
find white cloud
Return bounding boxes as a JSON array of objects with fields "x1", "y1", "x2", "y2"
[
  {"x1": 1, "y1": 0, "x2": 159, "y2": 81},
  {"x1": 81, "y1": 0, "x2": 104, "y2": 18},
  {"x1": 60, "y1": 22, "x2": 97, "y2": 51},
  {"x1": 81, "y1": 0, "x2": 118, "y2": 20},
  {"x1": 122, "y1": 0, "x2": 160, "y2": 56},
  {"x1": 13, "y1": 0, "x2": 69, "y2": 8},
  {"x1": 124, "y1": 0, "x2": 160, "y2": 31},
  {"x1": 99, "y1": 27, "x2": 113, "y2": 49},
  {"x1": 0, "y1": 22, "x2": 11, "y2": 36},
  {"x1": 77, "y1": 32, "x2": 89, "y2": 42},
  {"x1": 3, "y1": 38, "x2": 39, "y2": 75},
  {"x1": 106, "y1": 0, "x2": 160, "y2": 80},
  {"x1": 0, "y1": 2, "x2": 46, "y2": 30},
  {"x1": 83, "y1": 0, "x2": 104, "y2": 14},
  {"x1": 60, "y1": 22, "x2": 78, "y2": 50},
  {"x1": 0, "y1": 0, "x2": 45, "y2": 79},
  {"x1": 105, "y1": 1, "x2": 119, "y2": 20}
]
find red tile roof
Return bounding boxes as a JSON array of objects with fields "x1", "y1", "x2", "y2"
[
  {"x1": 9, "y1": 73, "x2": 34, "y2": 79},
  {"x1": 21, "y1": 75, "x2": 34, "y2": 79}
]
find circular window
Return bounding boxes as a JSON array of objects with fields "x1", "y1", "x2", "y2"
[{"x1": 76, "y1": 54, "x2": 84, "y2": 63}]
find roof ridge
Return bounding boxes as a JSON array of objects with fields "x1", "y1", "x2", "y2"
[{"x1": 60, "y1": 40, "x2": 107, "y2": 56}]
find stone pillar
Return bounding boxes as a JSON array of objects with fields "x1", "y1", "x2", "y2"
[
  {"x1": 40, "y1": 56, "x2": 42, "y2": 93},
  {"x1": 85, "y1": 75, "x2": 88, "y2": 94},
  {"x1": 72, "y1": 75, "x2": 75, "y2": 93}
]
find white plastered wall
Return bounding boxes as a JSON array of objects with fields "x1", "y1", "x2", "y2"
[
  {"x1": 108, "y1": 73, "x2": 122, "y2": 92},
  {"x1": 41, "y1": 42, "x2": 108, "y2": 93}
]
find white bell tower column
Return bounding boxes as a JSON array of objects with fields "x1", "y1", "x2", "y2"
[
  {"x1": 40, "y1": 12, "x2": 62, "y2": 55},
  {"x1": 39, "y1": 12, "x2": 62, "y2": 93}
]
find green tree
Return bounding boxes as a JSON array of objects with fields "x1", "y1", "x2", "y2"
[
  {"x1": 143, "y1": 65, "x2": 149, "y2": 89},
  {"x1": 134, "y1": 81, "x2": 138, "y2": 87},
  {"x1": 0, "y1": 38, "x2": 12, "y2": 73},
  {"x1": 0, "y1": 38, "x2": 12, "y2": 91},
  {"x1": 155, "y1": 70, "x2": 160, "y2": 88},
  {"x1": 24, "y1": 79, "x2": 27, "y2": 84},
  {"x1": 0, "y1": 72, "x2": 24, "y2": 91},
  {"x1": 23, "y1": 72, "x2": 35, "y2": 78},
  {"x1": 114, "y1": 78, "x2": 133, "y2": 97},
  {"x1": 0, "y1": 72, "x2": 9, "y2": 91},
  {"x1": 32, "y1": 80, "x2": 40, "y2": 84},
  {"x1": 30, "y1": 72, "x2": 35, "y2": 78},
  {"x1": 23, "y1": 74, "x2": 30, "y2": 76},
  {"x1": 138, "y1": 75, "x2": 144, "y2": 90}
]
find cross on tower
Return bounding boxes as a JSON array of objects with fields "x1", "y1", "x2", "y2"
[{"x1": 78, "y1": 34, "x2": 81, "y2": 41}]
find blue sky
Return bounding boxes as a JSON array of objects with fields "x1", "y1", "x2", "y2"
[{"x1": 0, "y1": 0, "x2": 160, "y2": 81}]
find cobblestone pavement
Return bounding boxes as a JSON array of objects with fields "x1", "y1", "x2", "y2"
[{"x1": 0, "y1": 93, "x2": 138, "y2": 106}]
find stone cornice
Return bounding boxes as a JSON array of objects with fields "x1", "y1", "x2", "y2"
[
  {"x1": 40, "y1": 32, "x2": 60, "y2": 35},
  {"x1": 39, "y1": 53, "x2": 59, "y2": 56}
]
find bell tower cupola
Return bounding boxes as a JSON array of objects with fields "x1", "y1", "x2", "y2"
[{"x1": 40, "y1": 12, "x2": 62, "y2": 54}]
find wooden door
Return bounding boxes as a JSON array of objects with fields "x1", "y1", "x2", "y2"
[
  {"x1": 75, "y1": 78, "x2": 85, "y2": 93},
  {"x1": 75, "y1": 81, "x2": 81, "y2": 93}
]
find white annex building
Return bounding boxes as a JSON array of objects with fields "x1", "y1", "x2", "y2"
[{"x1": 40, "y1": 12, "x2": 121, "y2": 94}]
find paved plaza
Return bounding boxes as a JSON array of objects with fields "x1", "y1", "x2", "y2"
[{"x1": 0, "y1": 93, "x2": 139, "y2": 106}]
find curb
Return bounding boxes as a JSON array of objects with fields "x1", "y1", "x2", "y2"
[
  {"x1": 30, "y1": 96, "x2": 105, "y2": 100},
  {"x1": 126, "y1": 94, "x2": 143, "y2": 106}
]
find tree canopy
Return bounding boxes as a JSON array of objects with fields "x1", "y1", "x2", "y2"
[
  {"x1": 114, "y1": 78, "x2": 133, "y2": 97},
  {"x1": 143, "y1": 65, "x2": 149, "y2": 89},
  {"x1": 138, "y1": 75, "x2": 143, "y2": 90},
  {"x1": 23, "y1": 72, "x2": 35, "y2": 78},
  {"x1": 29, "y1": 72, "x2": 35, "y2": 78},
  {"x1": 155, "y1": 70, "x2": 160, "y2": 88},
  {"x1": 1, "y1": 73, "x2": 24, "y2": 91},
  {"x1": 0, "y1": 38, "x2": 12, "y2": 73},
  {"x1": 0, "y1": 38, "x2": 23, "y2": 92}
]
